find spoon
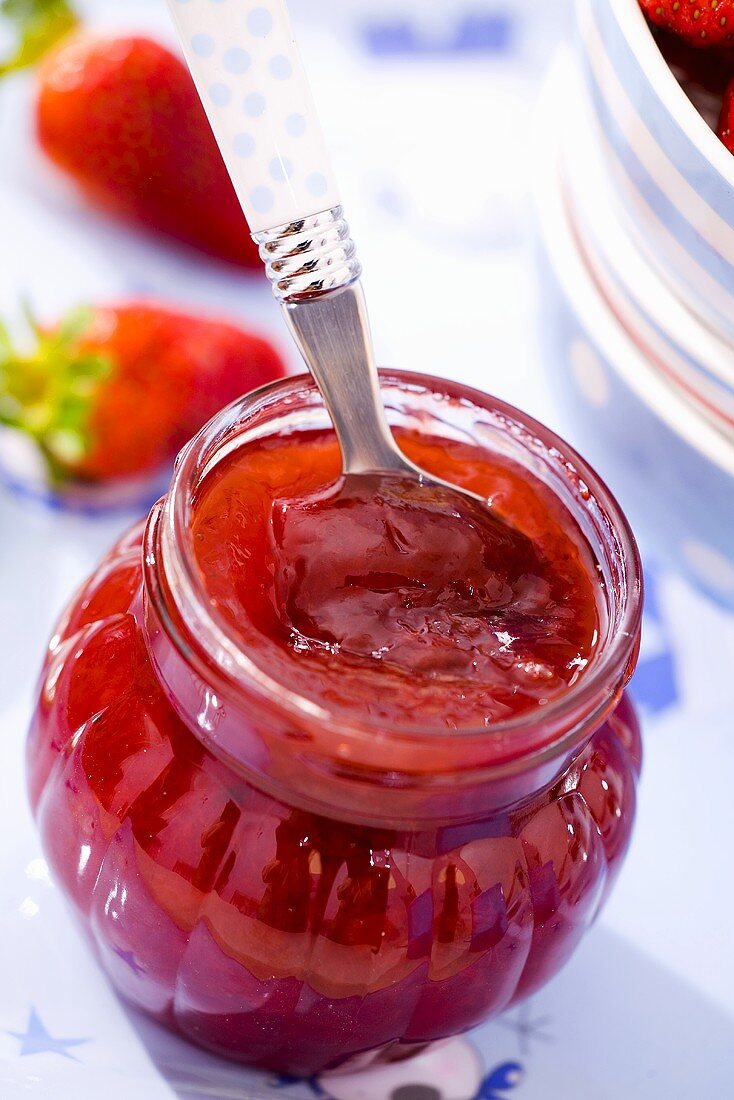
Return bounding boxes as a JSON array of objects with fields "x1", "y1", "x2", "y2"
[{"x1": 166, "y1": 0, "x2": 498, "y2": 521}]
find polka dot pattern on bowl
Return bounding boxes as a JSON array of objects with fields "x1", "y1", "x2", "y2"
[{"x1": 167, "y1": 0, "x2": 341, "y2": 232}]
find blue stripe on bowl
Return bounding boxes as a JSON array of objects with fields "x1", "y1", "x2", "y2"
[
  {"x1": 587, "y1": 231, "x2": 734, "y2": 414},
  {"x1": 583, "y1": 61, "x2": 734, "y2": 311},
  {"x1": 623, "y1": 296, "x2": 734, "y2": 410},
  {"x1": 591, "y1": 0, "x2": 734, "y2": 220}
]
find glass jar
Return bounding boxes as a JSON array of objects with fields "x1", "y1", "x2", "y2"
[{"x1": 27, "y1": 372, "x2": 642, "y2": 1077}]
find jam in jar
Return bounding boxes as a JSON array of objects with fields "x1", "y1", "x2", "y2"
[{"x1": 27, "y1": 372, "x2": 642, "y2": 1076}]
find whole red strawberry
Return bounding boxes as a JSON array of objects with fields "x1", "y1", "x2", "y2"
[
  {"x1": 36, "y1": 34, "x2": 262, "y2": 267},
  {"x1": 640, "y1": 1, "x2": 734, "y2": 47},
  {"x1": 0, "y1": 303, "x2": 285, "y2": 483},
  {"x1": 0, "y1": 1, "x2": 261, "y2": 267}
]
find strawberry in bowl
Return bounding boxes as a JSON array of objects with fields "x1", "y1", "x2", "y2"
[
  {"x1": 637, "y1": 2, "x2": 734, "y2": 151},
  {"x1": 639, "y1": 0, "x2": 734, "y2": 47}
]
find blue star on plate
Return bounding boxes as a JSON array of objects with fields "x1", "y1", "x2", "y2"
[
  {"x1": 8, "y1": 1008, "x2": 90, "y2": 1061},
  {"x1": 496, "y1": 1002, "x2": 553, "y2": 1057}
]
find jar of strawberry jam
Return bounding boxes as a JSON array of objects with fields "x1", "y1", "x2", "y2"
[{"x1": 27, "y1": 371, "x2": 642, "y2": 1077}]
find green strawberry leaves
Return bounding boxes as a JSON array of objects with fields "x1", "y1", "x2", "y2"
[
  {"x1": 0, "y1": 0, "x2": 79, "y2": 76},
  {"x1": 0, "y1": 306, "x2": 112, "y2": 482}
]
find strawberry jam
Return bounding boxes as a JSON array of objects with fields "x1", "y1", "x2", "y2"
[
  {"x1": 191, "y1": 433, "x2": 601, "y2": 729},
  {"x1": 27, "y1": 373, "x2": 642, "y2": 1076}
]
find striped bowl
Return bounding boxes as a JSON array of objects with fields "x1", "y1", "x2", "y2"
[
  {"x1": 575, "y1": 0, "x2": 734, "y2": 342},
  {"x1": 535, "y1": 55, "x2": 734, "y2": 611},
  {"x1": 560, "y1": 52, "x2": 734, "y2": 442}
]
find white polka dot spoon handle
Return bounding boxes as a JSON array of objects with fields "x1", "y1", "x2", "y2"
[
  {"x1": 166, "y1": 0, "x2": 340, "y2": 236},
  {"x1": 167, "y1": 0, "x2": 409, "y2": 474}
]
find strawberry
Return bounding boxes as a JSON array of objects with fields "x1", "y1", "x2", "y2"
[
  {"x1": 639, "y1": 1, "x2": 734, "y2": 47},
  {"x1": 1, "y1": 1, "x2": 261, "y2": 267},
  {"x1": 717, "y1": 76, "x2": 734, "y2": 149},
  {"x1": 0, "y1": 303, "x2": 285, "y2": 483}
]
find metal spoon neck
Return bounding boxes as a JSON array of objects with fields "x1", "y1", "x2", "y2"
[{"x1": 255, "y1": 208, "x2": 411, "y2": 477}]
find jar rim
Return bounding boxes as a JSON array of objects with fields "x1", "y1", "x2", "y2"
[{"x1": 153, "y1": 370, "x2": 642, "y2": 768}]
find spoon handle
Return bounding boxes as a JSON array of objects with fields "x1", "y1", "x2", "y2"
[
  {"x1": 283, "y1": 283, "x2": 407, "y2": 474},
  {"x1": 168, "y1": 0, "x2": 404, "y2": 474},
  {"x1": 165, "y1": 0, "x2": 340, "y2": 234}
]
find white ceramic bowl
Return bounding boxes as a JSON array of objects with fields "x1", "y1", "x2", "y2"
[
  {"x1": 536, "y1": 57, "x2": 734, "y2": 610},
  {"x1": 575, "y1": 0, "x2": 734, "y2": 342}
]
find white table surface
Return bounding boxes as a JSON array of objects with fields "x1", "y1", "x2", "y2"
[{"x1": 2, "y1": 2, "x2": 733, "y2": 1096}]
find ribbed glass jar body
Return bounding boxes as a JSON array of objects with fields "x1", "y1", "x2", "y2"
[{"x1": 27, "y1": 373, "x2": 642, "y2": 1075}]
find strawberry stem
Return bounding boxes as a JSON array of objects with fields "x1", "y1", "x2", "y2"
[
  {"x1": 0, "y1": 0, "x2": 79, "y2": 76},
  {"x1": 0, "y1": 307, "x2": 112, "y2": 484}
]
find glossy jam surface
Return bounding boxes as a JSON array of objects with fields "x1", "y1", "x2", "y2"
[
  {"x1": 192, "y1": 430, "x2": 601, "y2": 729},
  {"x1": 27, "y1": 414, "x2": 641, "y2": 1076}
]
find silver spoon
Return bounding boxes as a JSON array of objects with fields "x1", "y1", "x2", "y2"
[{"x1": 167, "y1": 0, "x2": 494, "y2": 516}]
